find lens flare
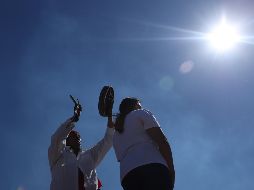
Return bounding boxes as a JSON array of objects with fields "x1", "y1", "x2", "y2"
[
  {"x1": 180, "y1": 60, "x2": 194, "y2": 74},
  {"x1": 159, "y1": 76, "x2": 174, "y2": 91}
]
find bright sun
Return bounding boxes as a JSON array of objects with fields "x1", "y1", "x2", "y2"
[{"x1": 207, "y1": 18, "x2": 241, "y2": 52}]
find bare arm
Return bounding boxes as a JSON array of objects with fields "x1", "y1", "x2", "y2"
[
  {"x1": 146, "y1": 127, "x2": 175, "y2": 189},
  {"x1": 107, "y1": 115, "x2": 114, "y2": 129},
  {"x1": 83, "y1": 116, "x2": 114, "y2": 169}
]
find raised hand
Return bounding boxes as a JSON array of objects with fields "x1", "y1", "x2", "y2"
[{"x1": 70, "y1": 95, "x2": 83, "y2": 122}]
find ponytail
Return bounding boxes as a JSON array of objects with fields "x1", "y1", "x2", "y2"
[
  {"x1": 115, "y1": 97, "x2": 140, "y2": 134},
  {"x1": 115, "y1": 113, "x2": 125, "y2": 133}
]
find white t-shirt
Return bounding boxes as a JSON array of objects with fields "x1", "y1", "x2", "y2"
[{"x1": 113, "y1": 109, "x2": 167, "y2": 181}]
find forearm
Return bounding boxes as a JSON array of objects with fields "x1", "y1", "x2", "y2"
[
  {"x1": 158, "y1": 141, "x2": 175, "y2": 189},
  {"x1": 48, "y1": 117, "x2": 75, "y2": 163},
  {"x1": 89, "y1": 127, "x2": 114, "y2": 168},
  {"x1": 52, "y1": 117, "x2": 75, "y2": 142},
  {"x1": 158, "y1": 140, "x2": 174, "y2": 170},
  {"x1": 146, "y1": 127, "x2": 175, "y2": 189},
  {"x1": 107, "y1": 115, "x2": 114, "y2": 128}
]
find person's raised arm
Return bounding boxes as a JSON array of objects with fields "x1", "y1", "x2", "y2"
[
  {"x1": 48, "y1": 116, "x2": 76, "y2": 169},
  {"x1": 48, "y1": 98, "x2": 82, "y2": 170},
  {"x1": 85, "y1": 116, "x2": 114, "y2": 169},
  {"x1": 80, "y1": 86, "x2": 115, "y2": 170}
]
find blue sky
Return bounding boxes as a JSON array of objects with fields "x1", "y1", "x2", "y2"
[{"x1": 1, "y1": 0, "x2": 254, "y2": 189}]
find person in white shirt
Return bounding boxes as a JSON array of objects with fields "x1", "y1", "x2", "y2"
[
  {"x1": 48, "y1": 104, "x2": 114, "y2": 190},
  {"x1": 111, "y1": 97, "x2": 175, "y2": 190}
]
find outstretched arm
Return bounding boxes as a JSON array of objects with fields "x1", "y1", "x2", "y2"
[
  {"x1": 48, "y1": 96, "x2": 82, "y2": 170},
  {"x1": 48, "y1": 116, "x2": 76, "y2": 170},
  {"x1": 81, "y1": 116, "x2": 114, "y2": 170}
]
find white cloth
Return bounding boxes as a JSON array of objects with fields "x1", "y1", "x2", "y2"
[
  {"x1": 48, "y1": 118, "x2": 114, "y2": 190},
  {"x1": 113, "y1": 109, "x2": 167, "y2": 181}
]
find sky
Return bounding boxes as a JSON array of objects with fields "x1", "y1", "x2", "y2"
[{"x1": 1, "y1": 0, "x2": 254, "y2": 189}]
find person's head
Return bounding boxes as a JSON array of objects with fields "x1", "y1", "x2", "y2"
[
  {"x1": 115, "y1": 97, "x2": 141, "y2": 133},
  {"x1": 66, "y1": 130, "x2": 81, "y2": 155}
]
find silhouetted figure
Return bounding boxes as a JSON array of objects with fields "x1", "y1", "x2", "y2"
[
  {"x1": 48, "y1": 97, "x2": 114, "y2": 190},
  {"x1": 111, "y1": 97, "x2": 175, "y2": 190}
]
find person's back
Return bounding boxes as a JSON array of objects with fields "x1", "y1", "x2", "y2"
[
  {"x1": 112, "y1": 97, "x2": 175, "y2": 190},
  {"x1": 113, "y1": 109, "x2": 167, "y2": 180}
]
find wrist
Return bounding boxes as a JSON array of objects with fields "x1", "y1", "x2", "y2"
[
  {"x1": 107, "y1": 123, "x2": 114, "y2": 128},
  {"x1": 71, "y1": 115, "x2": 79, "y2": 122},
  {"x1": 107, "y1": 117, "x2": 114, "y2": 128}
]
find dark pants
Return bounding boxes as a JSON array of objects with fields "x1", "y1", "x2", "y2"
[{"x1": 121, "y1": 163, "x2": 172, "y2": 190}]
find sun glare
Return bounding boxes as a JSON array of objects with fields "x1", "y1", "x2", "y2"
[{"x1": 207, "y1": 18, "x2": 240, "y2": 52}]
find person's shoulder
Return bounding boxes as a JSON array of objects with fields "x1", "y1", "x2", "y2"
[
  {"x1": 129, "y1": 108, "x2": 143, "y2": 115},
  {"x1": 130, "y1": 108, "x2": 154, "y2": 117}
]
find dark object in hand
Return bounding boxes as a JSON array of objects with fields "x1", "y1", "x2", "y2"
[
  {"x1": 70, "y1": 95, "x2": 82, "y2": 122},
  {"x1": 98, "y1": 86, "x2": 114, "y2": 117}
]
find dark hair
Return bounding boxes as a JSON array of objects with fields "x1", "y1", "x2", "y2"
[
  {"x1": 115, "y1": 97, "x2": 140, "y2": 133},
  {"x1": 66, "y1": 130, "x2": 80, "y2": 145},
  {"x1": 67, "y1": 130, "x2": 80, "y2": 138}
]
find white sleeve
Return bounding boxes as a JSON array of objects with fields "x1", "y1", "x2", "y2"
[
  {"x1": 140, "y1": 109, "x2": 160, "y2": 130},
  {"x1": 80, "y1": 127, "x2": 114, "y2": 170},
  {"x1": 48, "y1": 118, "x2": 75, "y2": 169}
]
